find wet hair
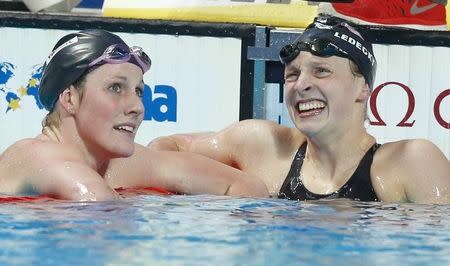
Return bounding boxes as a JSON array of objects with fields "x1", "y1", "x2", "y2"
[
  {"x1": 39, "y1": 29, "x2": 140, "y2": 112},
  {"x1": 280, "y1": 16, "x2": 377, "y2": 89}
]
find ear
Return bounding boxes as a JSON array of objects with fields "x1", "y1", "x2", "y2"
[
  {"x1": 58, "y1": 85, "x2": 80, "y2": 114},
  {"x1": 356, "y1": 82, "x2": 371, "y2": 103}
]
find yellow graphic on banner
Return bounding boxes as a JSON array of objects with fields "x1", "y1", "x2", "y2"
[
  {"x1": 18, "y1": 86, "x2": 27, "y2": 96},
  {"x1": 448, "y1": 6, "x2": 450, "y2": 28},
  {"x1": 8, "y1": 98, "x2": 20, "y2": 111},
  {"x1": 103, "y1": 1, "x2": 317, "y2": 28}
]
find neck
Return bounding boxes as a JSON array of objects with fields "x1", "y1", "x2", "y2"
[
  {"x1": 42, "y1": 120, "x2": 109, "y2": 172},
  {"x1": 303, "y1": 130, "x2": 375, "y2": 183}
]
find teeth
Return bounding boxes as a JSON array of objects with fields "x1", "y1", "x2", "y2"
[
  {"x1": 117, "y1": 125, "x2": 134, "y2": 133},
  {"x1": 298, "y1": 101, "x2": 325, "y2": 112}
]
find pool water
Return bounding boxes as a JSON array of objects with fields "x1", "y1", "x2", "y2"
[{"x1": 0, "y1": 195, "x2": 449, "y2": 265}]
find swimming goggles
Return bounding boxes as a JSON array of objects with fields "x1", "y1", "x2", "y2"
[
  {"x1": 88, "y1": 43, "x2": 152, "y2": 73},
  {"x1": 279, "y1": 37, "x2": 348, "y2": 65}
]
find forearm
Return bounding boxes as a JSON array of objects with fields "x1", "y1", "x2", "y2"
[
  {"x1": 154, "y1": 151, "x2": 268, "y2": 197},
  {"x1": 148, "y1": 132, "x2": 215, "y2": 152}
]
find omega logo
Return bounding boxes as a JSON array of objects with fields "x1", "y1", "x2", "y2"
[{"x1": 369, "y1": 82, "x2": 449, "y2": 129}]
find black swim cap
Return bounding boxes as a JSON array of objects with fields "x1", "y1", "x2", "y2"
[
  {"x1": 280, "y1": 16, "x2": 377, "y2": 89},
  {"x1": 39, "y1": 29, "x2": 147, "y2": 111}
]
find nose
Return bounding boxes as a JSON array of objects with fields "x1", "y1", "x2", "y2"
[
  {"x1": 124, "y1": 92, "x2": 144, "y2": 118},
  {"x1": 293, "y1": 72, "x2": 313, "y2": 94}
]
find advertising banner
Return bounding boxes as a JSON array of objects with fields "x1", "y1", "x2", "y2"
[
  {"x1": 103, "y1": 0, "x2": 450, "y2": 29},
  {"x1": 0, "y1": 27, "x2": 243, "y2": 152}
]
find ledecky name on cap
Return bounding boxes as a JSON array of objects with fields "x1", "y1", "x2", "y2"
[
  {"x1": 44, "y1": 36, "x2": 79, "y2": 66},
  {"x1": 333, "y1": 32, "x2": 376, "y2": 66}
]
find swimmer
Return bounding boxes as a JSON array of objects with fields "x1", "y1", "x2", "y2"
[
  {"x1": 0, "y1": 29, "x2": 268, "y2": 201},
  {"x1": 149, "y1": 16, "x2": 450, "y2": 203}
]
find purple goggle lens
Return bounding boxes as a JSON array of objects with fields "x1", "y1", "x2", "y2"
[{"x1": 88, "y1": 44, "x2": 151, "y2": 73}]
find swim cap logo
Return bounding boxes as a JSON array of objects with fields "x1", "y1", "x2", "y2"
[
  {"x1": 45, "y1": 36, "x2": 79, "y2": 66},
  {"x1": 314, "y1": 22, "x2": 333, "y2": 30},
  {"x1": 333, "y1": 32, "x2": 376, "y2": 66}
]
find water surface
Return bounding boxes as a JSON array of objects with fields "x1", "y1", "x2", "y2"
[{"x1": 0, "y1": 195, "x2": 448, "y2": 265}]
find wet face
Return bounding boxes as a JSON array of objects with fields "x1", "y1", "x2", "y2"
[
  {"x1": 283, "y1": 51, "x2": 367, "y2": 138},
  {"x1": 74, "y1": 62, "x2": 144, "y2": 158}
]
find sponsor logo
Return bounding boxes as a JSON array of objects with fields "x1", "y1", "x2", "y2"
[
  {"x1": 410, "y1": 0, "x2": 446, "y2": 15},
  {"x1": 142, "y1": 84, "x2": 177, "y2": 122},
  {"x1": 369, "y1": 82, "x2": 449, "y2": 129}
]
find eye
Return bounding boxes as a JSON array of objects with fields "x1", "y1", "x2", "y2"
[
  {"x1": 135, "y1": 87, "x2": 144, "y2": 98},
  {"x1": 108, "y1": 83, "x2": 122, "y2": 93},
  {"x1": 314, "y1": 67, "x2": 331, "y2": 77},
  {"x1": 284, "y1": 71, "x2": 299, "y2": 83}
]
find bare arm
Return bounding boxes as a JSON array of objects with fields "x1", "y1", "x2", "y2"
[
  {"x1": 148, "y1": 127, "x2": 243, "y2": 167},
  {"x1": 107, "y1": 144, "x2": 269, "y2": 197},
  {"x1": 0, "y1": 140, "x2": 118, "y2": 201},
  {"x1": 373, "y1": 139, "x2": 450, "y2": 203},
  {"x1": 148, "y1": 132, "x2": 215, "y2": 152},
  {"x1": 147, "y1": 120, "x2": 304, "y2": 196},
  {"x1": 148, "y1": 119, "x2": 299, "y2": 165},
  {"x1": 34, "y1": 162, "x2": 120, "y2": 201}
]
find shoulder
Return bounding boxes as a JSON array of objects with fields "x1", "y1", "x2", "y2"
[
  {"x1": 1, "y1": 138, "x2": 44, "y2": 164},
  {"x1": 1, "y1": 137, "x2": 83, "y2": 168},
  {"x1": 374, "y1": 139, "x2": 446, "y2": 166},
  {"x1": 2, "y1": 138, "x2": 40, "y2": 153},
  {"x1": 371, "y1": 139, "x2": 450, "y2": 202},
  {"x1": 0, "y1": 138, "x2": 92, "y2": 197}
]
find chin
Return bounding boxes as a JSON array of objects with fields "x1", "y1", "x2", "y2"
[
  {"x1": 109, "y1": 144, "x2": 135, "y2": 158},
  {"x1": 121, "y1": 145, "x2": 135, "y2": 157},
  {"x1": 295, "y1": 122, "x2": 319, "y2": 137}
]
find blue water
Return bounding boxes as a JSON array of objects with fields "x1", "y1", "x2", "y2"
[{"x1": 0, "y1": 195, "x2": 449, "y2": 266}]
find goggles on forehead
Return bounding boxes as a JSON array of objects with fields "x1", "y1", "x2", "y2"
[
  {"x1": 88, "y1": 43, "x2": 151, "y2": 73},
  {"x1": 279, "y1": 37, "x2": 348, "y2": 65}
]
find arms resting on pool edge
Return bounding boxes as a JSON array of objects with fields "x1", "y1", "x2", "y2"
[
  {"x1": 0, "y1": 140, "x2": 269, "y2": 201},
  {"x1": 106, "y1": 144, "x2": 270, "y2": 198},
  {"x1": 147, "y1": 120, "x2": 450, "y2": 204}
]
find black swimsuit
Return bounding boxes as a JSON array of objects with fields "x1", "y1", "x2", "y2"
[{"x1": 278, "y1": 142, "x2": 381, "y2": 201}]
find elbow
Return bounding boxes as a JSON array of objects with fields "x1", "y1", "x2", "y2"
[
  {"x1": 147, "y1": 136, "x2": 180, "y2": 151},
  {"x1": 62, "y1": 182, "x2": 120, "y2": 202}
]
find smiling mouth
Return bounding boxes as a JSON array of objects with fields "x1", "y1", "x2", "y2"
[
  {"x1": 114, "y1": 125, "x2": 135, "y2": 134},
  {"x1": 297, "y1": 100, "x2": 326, "y2": 116}
]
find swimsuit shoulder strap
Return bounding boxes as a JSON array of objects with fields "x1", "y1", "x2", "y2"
[{"x1": 278, "y1": 142, "x2": 307, "y2": 200}]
